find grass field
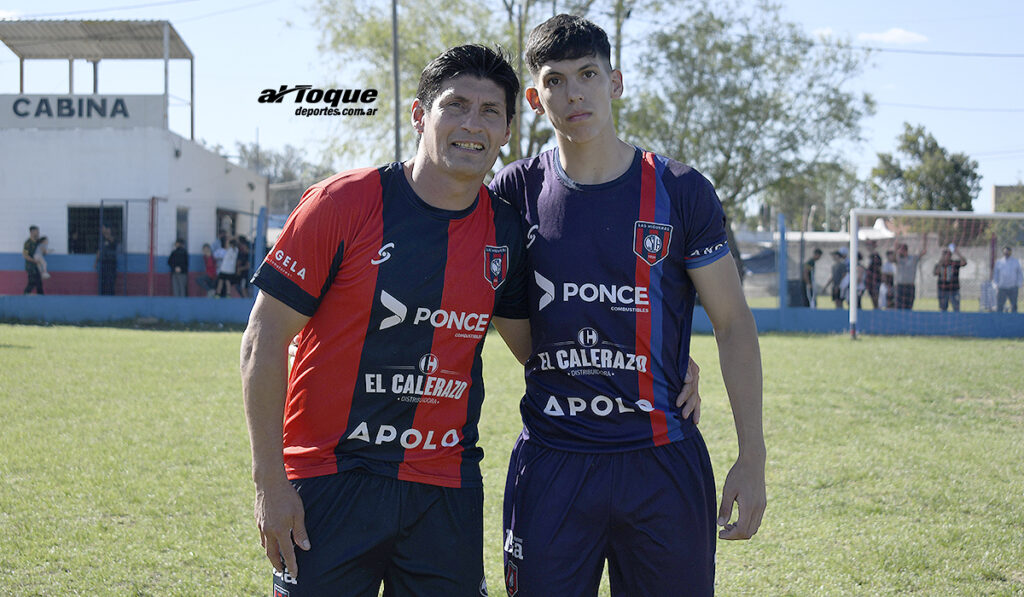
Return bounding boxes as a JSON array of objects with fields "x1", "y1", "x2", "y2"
[{"x1": 1, "y1": 323, "x2": 1022, "y2": 596}]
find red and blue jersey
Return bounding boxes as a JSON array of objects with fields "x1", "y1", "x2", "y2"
[
  {"x1": 490, "y1": 147, "x2": 728, "y2": 452},
  {"x1": 252, "y1": 162, "x2": 528, "y2": 488}
]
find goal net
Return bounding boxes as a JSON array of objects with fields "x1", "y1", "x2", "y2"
[{"x1": 847, "y1": 208, "x2": 1024, "y2": 337}]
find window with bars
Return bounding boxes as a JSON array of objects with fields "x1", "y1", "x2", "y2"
[{"x1": 67, "y1": 206, "x2": 123, "y2": 254}]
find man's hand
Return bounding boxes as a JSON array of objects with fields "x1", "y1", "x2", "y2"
[
  {"x1": 254, "y1": 476, "x2": 311, "y2": 577},
  {"x1": 717, "y1": 456, "x2": 766, "y2": 540},
  {"x1": 675, "y1": 356, "x2": 701, "y2": 423}
]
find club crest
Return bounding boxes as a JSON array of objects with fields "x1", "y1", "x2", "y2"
[
  {"x1": 633, "y1": 221, "x2": 673, "y2": 266},
  {"x1": 485, "y1": 245, "x2": 509, "y2": 290}
]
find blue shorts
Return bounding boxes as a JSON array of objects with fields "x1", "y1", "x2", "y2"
[
  {"x1": 272, "y1": 471, "x2": 486, "y2": 597},
  {"x1": 502, "y1": 436, "x2": 716, "y2": 597}
]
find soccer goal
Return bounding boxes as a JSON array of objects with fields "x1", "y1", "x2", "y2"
[{"x1": 847, "y1": 208, "x2": 1024, "y2": 338}]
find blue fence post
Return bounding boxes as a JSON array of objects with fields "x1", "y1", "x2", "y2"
[
  {"x1": 777, "y1": 213, "x2": 788, "y2": 315},
  {"x1": 254, "y1": 206, "x2": 268, "y2": 272}
]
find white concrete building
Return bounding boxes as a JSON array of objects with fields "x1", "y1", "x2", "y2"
[{"x1": 0, "y1": 20, "x2": 266, "y2": 295}]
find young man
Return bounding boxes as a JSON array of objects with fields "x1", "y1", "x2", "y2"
[
  {"x1": 803, "y1": 247, "x2": 823, "y2": 307},
  {"x1": 933, "y1": 244, "x2": 967, "y2": 312},
  {"x1": 240, "y1": 45, "x2": 530, "y2": 596},
  {"x1": 894, "y1": 237, "x2": 927, "y2": 310},
  {"x1": 168, "y1": 238, "x2": 189, "y2": 297},
  {"x1": 22, "y1": 225, "x2": 45, "y2": 295},
  {"x1": 993, "y1": 245, "x2": 1023, "y2": 313},
  {"x1": 489, "y1": 15, "x2": 765, "y2": 596}
]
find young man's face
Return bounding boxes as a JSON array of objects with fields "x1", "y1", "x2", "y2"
[
  {"x1": 29, "y1": 228, "x2": 39, "y2": 241},
  {"x1": 412, "y1": 75, "x2": 511, "y2": 183},
  {"x1": 526, "y1": 55, "x2": 622, "y2": 145}
]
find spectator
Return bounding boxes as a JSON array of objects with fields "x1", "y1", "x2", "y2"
[
  {"x1": 803, "y1": 247, "x2": 823, "y2": 307},
  {"x1": 894, "y1": 236, "x2": 927, "y2": 310},
  {"x1": 195, "y1": 243, "x2": 218, "y2": 297},
  {"x1": 22, "y1": 225, "x2": 45, "y2": 295},
  {"x1": 864, "y1": 241, "x2": 882, "y2": 309},
  {"x1": 824, "y1": 247, "x2": 848, "y2": 309},
  {"x1": 848, "y1": 252, "x2": 867, "y2": 310},
  {"x1": 96, "y1": 225, "x2": 119, "y2": 296},
  {"x1": 216, "y1": 239, "x2": 238, "y2": 298},
  {"x1": 234, "y1": 235, "x2": 252, "y2": 298},
  {"x1": 993, "y1": 245, "x2": 1023, "y2": 313},
  {"x1": 880, "y1": 249, "x2": 897, "y2": 309},
  {"x1": 213, "y1": 231, "x2": 228, "y2": 272},
  {"x1": 933, "y1": 244, "x2": 967, "y2": 312},
  {"x1": 168, "y1": 239, "x2": 189, "y2": 297}
]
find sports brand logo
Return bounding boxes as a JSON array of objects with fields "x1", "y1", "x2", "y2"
[
  {"x1": 485, "y1": 245, "x2": 508, "y2": 290},
  {"x1": 371, "y1": 242, "x2": 395, "y2": 265},
  {"x1": 633, "y1": 221, "x2": 673, "y2": 266},
  {"x1": 525, "y1": 224, "x2": 539, "y2": 249},
  {"x1": 505, "y1": 561, "x2": 519, "y2": 597}
]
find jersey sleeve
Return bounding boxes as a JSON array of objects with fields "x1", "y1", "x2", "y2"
[
  {"x1": 488, "y1": 164, "x2": 526, "y2": 215},
  {"x1": 251, "y1": 185, "x2": 347, "y2": 316},
  {"x1": 681, "y1": 174, "x2": 730, "y2": 269}
]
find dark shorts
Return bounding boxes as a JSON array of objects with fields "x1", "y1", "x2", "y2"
[
  {"x1": 502, "y1": 436, "x2": 716, "y2": 597},
  {"x1": 272, "y1": 471, "x2": 486, "y2": 597}
]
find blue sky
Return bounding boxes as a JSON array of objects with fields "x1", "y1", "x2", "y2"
[{"x1": 1, "y1": 0, "x2": 1022, "y2": 212}]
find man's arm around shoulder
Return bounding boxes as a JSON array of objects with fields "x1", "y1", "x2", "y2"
[
  {"x1": 240, "y1": 292, "x2": 312, "y2": 577},
  {"x1": 688, "y1": 254, "x2": 766, "y2": 541}
]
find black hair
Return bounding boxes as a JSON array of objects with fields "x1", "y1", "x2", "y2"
[
  {"x1": 525, "y1": 14, "x2": 612, "y2": 75},
  {"x1": 416, "y1": 44, "x2": 519, "y2": 125},
  {"x1": 29, "y1": 225, "x2": 39, "y2": 232}
]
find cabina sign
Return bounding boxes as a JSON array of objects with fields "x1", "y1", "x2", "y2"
[{"x1": 0, "y1": 94, "x2": 165, "y2": 129}]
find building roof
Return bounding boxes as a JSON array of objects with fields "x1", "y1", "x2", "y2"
[{"x1": 0, "y1": 20, "x2": 192, "y2": 60}]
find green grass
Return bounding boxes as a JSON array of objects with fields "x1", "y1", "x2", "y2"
[{"x1": 1, "y1": 324, "x2": 1022, "y2": 596}]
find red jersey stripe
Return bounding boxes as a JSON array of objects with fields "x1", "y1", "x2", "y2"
[
  {"x1": 637, "y1": 152, "x2": 669, "y2": 446},
  {"x1": 283, "y1": 170, "x2": 385, "y2": 479}
]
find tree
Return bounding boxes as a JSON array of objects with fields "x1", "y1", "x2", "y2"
[
  {"x1": 620, "y1": 0, "x2": 873, "y2": 256},
  {"x1": 308, "y1": 1, "x2": 648, "y2": 169},
  {"x1": 870, "y1": 123, "x2": 981, "y2": 212},
  {"x1": 308, "y1": 0, "x2": 501, "y2": 166},
  {"x1": 233, "y1": 142, "x2": 334, "y2": 184},
  {"x1": 764, "y1": 161, "x2": 863, "y2": 233},
  {"x1": 990, "y1": 183, "x2": 1024, "y2": 247}
]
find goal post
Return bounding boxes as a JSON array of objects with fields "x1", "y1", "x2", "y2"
[{"x1": 848, "y1": 208, "x2": 1024, "y2": 338}]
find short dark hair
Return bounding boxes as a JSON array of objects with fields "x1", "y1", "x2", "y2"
[
  {"x1": 812, "y1": 248, "x2": 823, "y2": 255},
  {"x1": 29, "y1": 225, "x2": 39, "y2": 233},
  {"x1": 416, "y1": 44, "x2": 519, "y2": 125},
  {"x1": 525, "y1": 14, "x2": 612, "y2": 75}
]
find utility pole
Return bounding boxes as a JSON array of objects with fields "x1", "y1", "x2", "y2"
[{"x1": 392, "y1": 0, "x2": 401, "y2": 162}]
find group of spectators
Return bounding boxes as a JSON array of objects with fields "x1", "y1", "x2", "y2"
[
  {"x1": 22, "y1": 224, "x2": 119, "y2": 296},
  {"x1": 21, "y1": 224, "x2": 254, "y2": 298},
  {"x1": 170, "y1": 231, "x2": 253, "y2": 298},
  {"x1": 801, "y1": 236, "x2": 1023, "y2": 312}
]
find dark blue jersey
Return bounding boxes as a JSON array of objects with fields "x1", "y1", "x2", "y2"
[
  {"x1": 490, "y1": 147, "x2": 728, "y2": 452},
  {"x1": 253, "y1": 162, "x2": 528, "y2": 488}
]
